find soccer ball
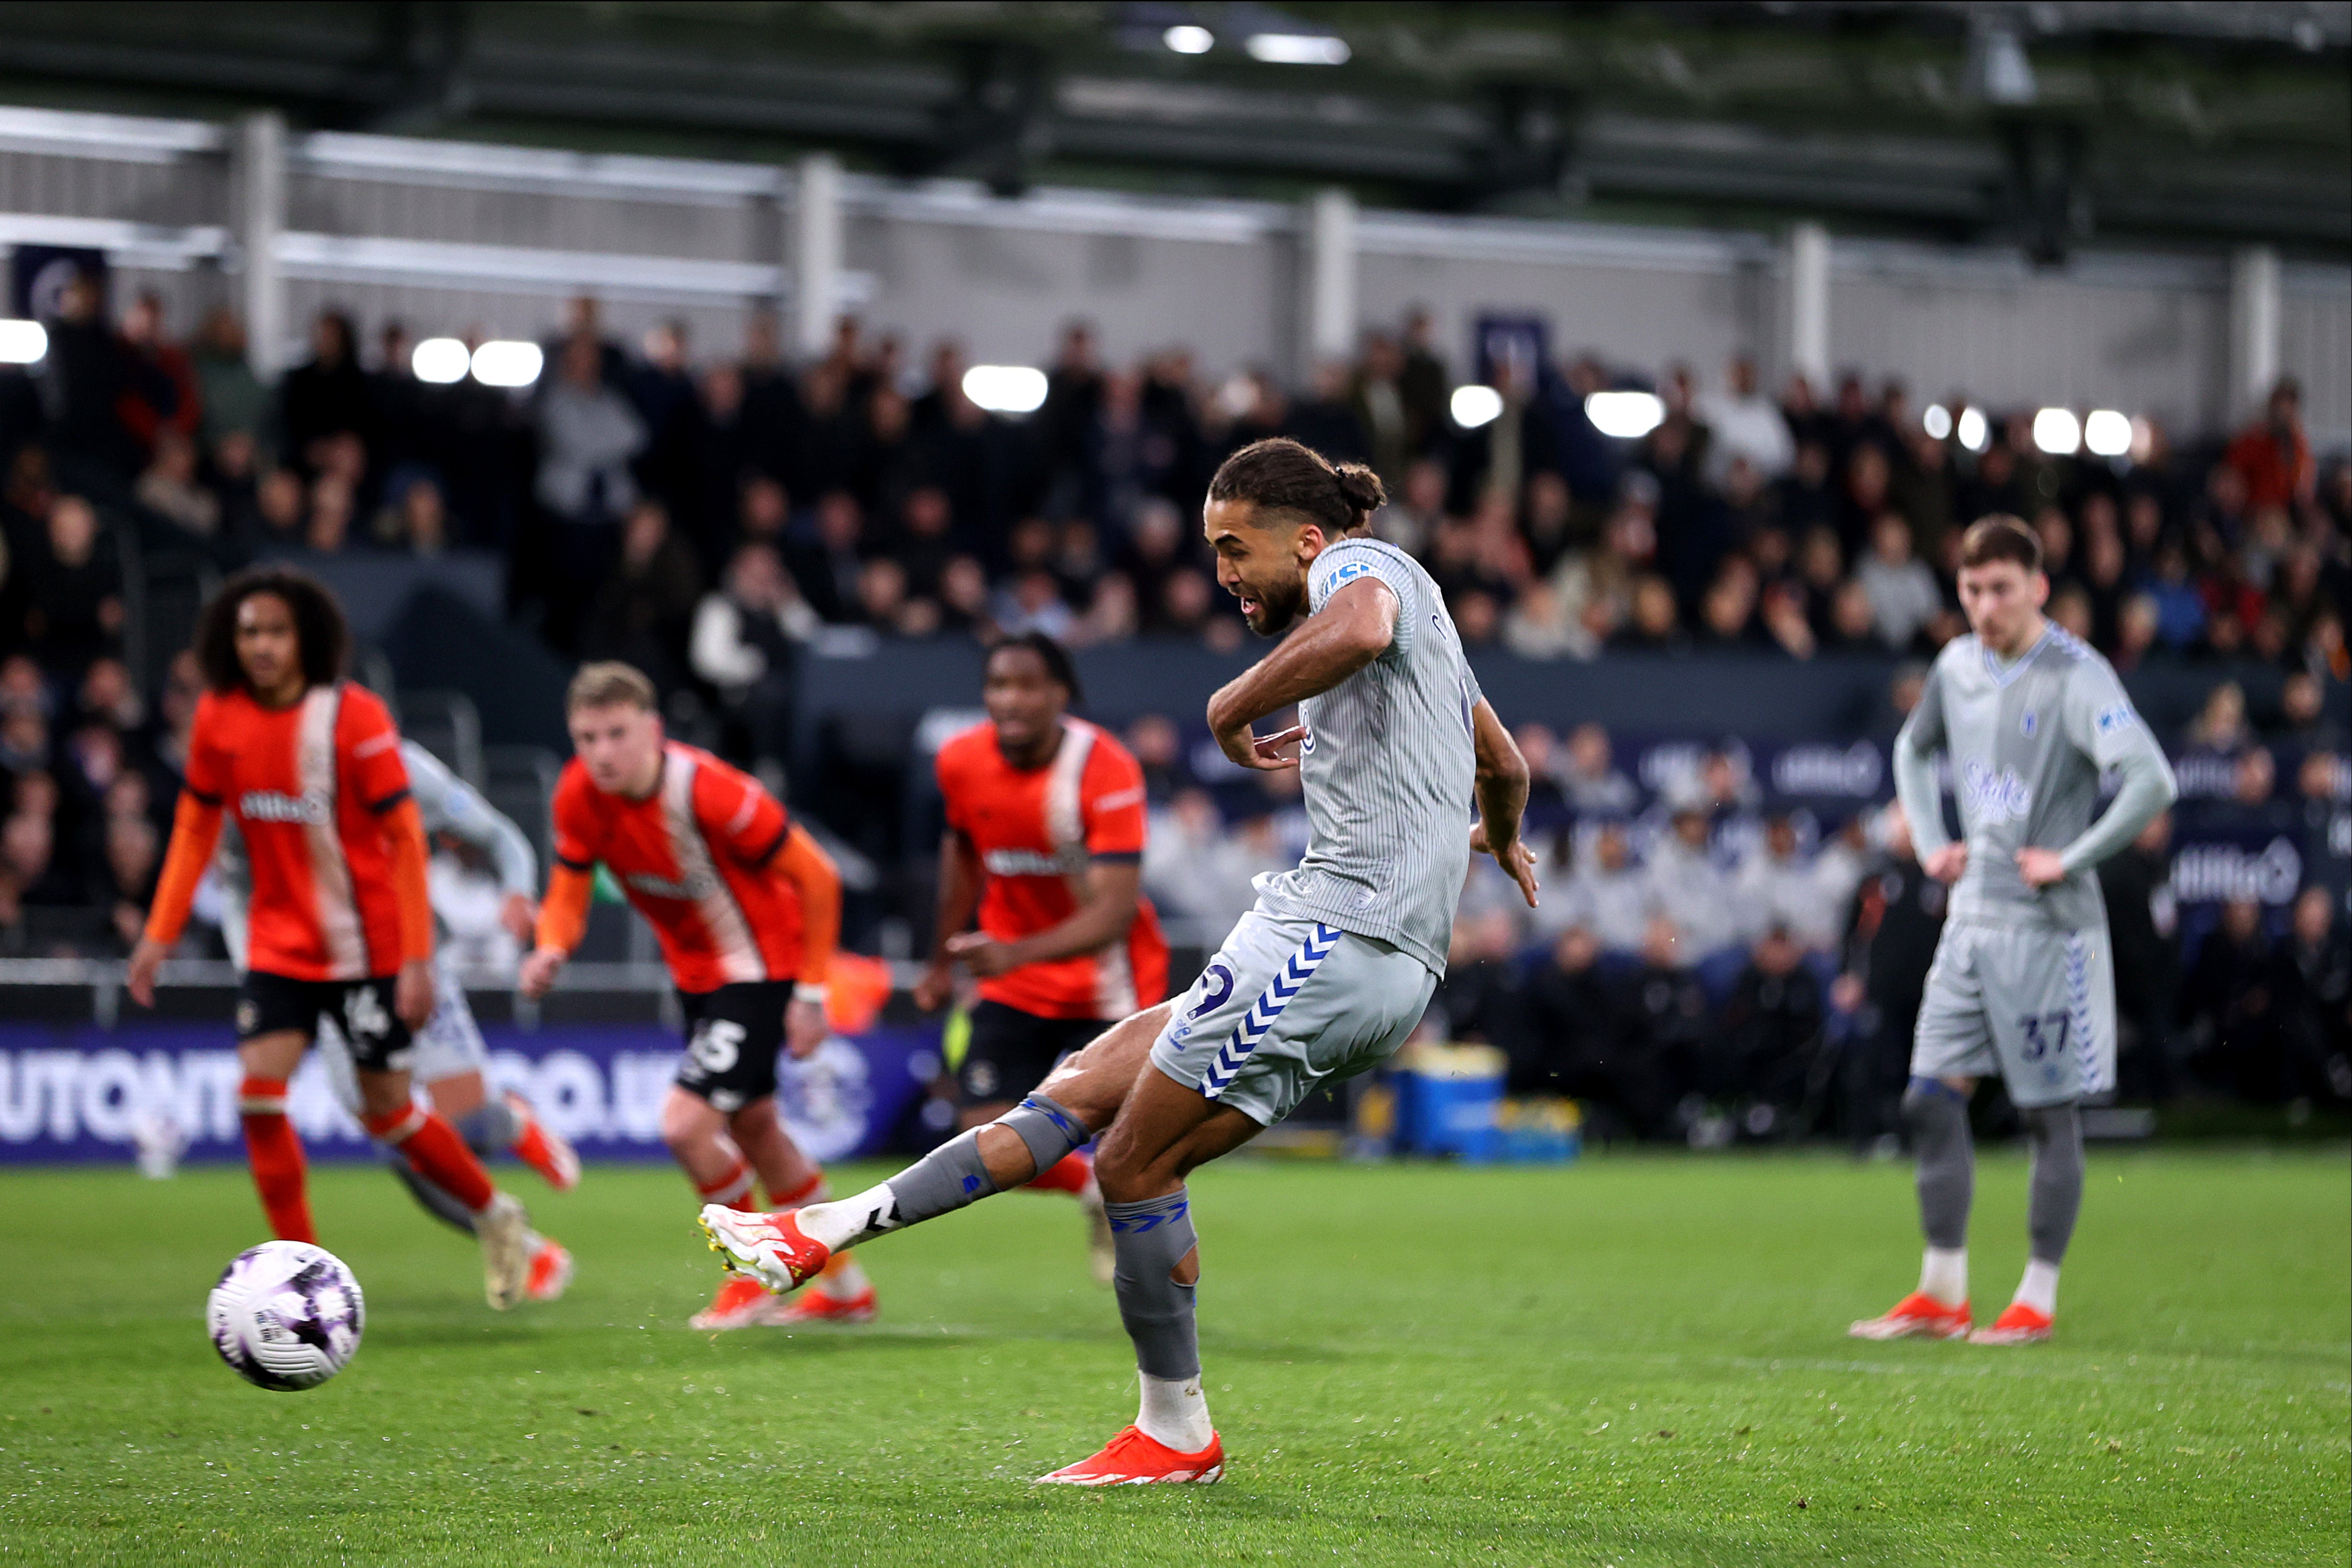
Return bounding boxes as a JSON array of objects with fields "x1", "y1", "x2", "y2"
[{"x1": 206, "y1": 1241, "x2": 365, "y2": 1391}]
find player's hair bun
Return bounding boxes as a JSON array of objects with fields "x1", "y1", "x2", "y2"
[
  {"x1": 1332, "y1": 462, "x2": 1386, "y2": 521},
  {"x1": 1207, "y1": 437, "x2": 1386, "y2": 535}
]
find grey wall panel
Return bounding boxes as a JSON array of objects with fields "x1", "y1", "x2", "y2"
[
  {"x1": 1829, "y1": 269, "x2": 2229, "y2": 432},
  {"x1": 847, "y1": 215, "x2": 1282, "y2": 376},
  {"x1": 284, "y1": 173, "x2": 767, "y2": 262},
  {"x1": 0, "y1": 149, "x2": 223, "y2": 227},
  {"x1": 1358, "y1": 250, "x2": 1752, "y2": 384},
  {"x1": 280, "y1": 277, "x2": 765, "y2": 367}
]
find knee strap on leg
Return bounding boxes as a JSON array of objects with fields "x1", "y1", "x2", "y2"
[
  {"x1": 1105, "y1": 1189, "x2": 1201, "y2": 1382},
  {"x1": 455, "y1": 1100, "x2": 521, "y2": 1158},
  {"x1": 1902, "y1": 1076, "x2": 1974, "y2": 1252},
  {"x1": 2021, "y1": 1101, "x2": 2085, "y2": 1265},
  {"x1": 999, "y1": 1094, "x2": 1090, "y2": 1177}
]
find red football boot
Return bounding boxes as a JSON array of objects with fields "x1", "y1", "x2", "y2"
[
  {"x1": 1968, "y1": 1302, "x2": 2054, "y2": 1345},
  {"x1": 1848, "y1": 1291, "x2": 1972, "y2": 1341},
  {"x1": 1034, "y1": 1426, "x2": 1226, "y2": 1487},
  {"x1": 699, "y1": 1204, "x2": 830, "y2": 1294}
]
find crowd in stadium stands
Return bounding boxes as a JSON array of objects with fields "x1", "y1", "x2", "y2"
[{"x1": 0, "y1": 280, "x2": 2344, "y2": 1127}]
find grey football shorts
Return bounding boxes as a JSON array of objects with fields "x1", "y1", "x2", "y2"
[
  {"x1": 1149, "y1": 906, "x2": 1438, "y2": 1128},
  {"x1": 1911, "y1": 919, "x2": 2116, "y2": 1108}
]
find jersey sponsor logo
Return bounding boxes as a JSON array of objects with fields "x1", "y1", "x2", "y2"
[
  {"x1": 1090, "y1": 785, "x2": 1146, "y2": 814},
  {"x1": 2094, "y1": 704, "x2": 2137, "y2": 735},
  {"x1": 1960, "y1": 758, "x2": 2033, "y2": 823},
  {"x1": 982, "y1": 847, "x2": 1086, "y2": 877},
  {"x1": 623, "y1": 868, "x2": 724, "y2": 901},
  {"x1": 239, "y1": 789, "x2": 332, "y2": 825}
]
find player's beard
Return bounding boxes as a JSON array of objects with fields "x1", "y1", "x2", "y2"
[{"x1": 1239, "y1": 570, "x2": 1308, "y2": 636}]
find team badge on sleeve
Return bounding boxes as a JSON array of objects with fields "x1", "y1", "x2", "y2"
[
  {"x1": 2094, "y1": 705, "x2": 2137, "y2": 735},
  {"x1": 1325, "y1": 560, "x2": 1374, "y2": 589}
]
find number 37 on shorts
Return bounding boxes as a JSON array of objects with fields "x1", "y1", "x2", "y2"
[{"x1": 1909, "y1": 922, "x2": 2117, "y2": 1107}]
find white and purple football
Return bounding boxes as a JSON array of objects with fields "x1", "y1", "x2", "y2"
[{"x1": 206, "y1": 1241, "x2": 365, "y2": 1391}]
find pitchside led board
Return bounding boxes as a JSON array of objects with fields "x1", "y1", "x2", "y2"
[{"x1": 0, "y1": 1021, "x2": 947, "y2": 1166}]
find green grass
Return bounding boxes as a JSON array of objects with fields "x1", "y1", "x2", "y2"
[{"x1": 2, "y1": 1149, "x2": 2345, "y2": 1567}]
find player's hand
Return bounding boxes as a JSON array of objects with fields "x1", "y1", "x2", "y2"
[
  {"x1": 2015, "y1": 847, "x2": 2067, "y2": 888},
  {"x1": 499, "y1": 892, "x2": 539, "y2": 946},
  {"x1": 394, "y1": 959, "x2": 434, "y2": 1029},
  {"x1": 517, "y1": 945, "x2": 567, "y2": 999},
  {"x1": 1216, "y1": 721, "x2": 1304, "y2": 772},
  {"x1": 1922, "y1": 843, "x2": 1968, "y2": 884},
  {"x1": 946, "y1": 930, "x2": 1017, "y2": 978},
  {"x1": 912, "y1": 959, "x2": 955, "y2": 1012},
  {"x1": 1471, "y1": 821, "x2": 1540, "y2": 909},
  {"x1": 126, "y1": 937, "x2": 167, "y2": 1008},
  {"x1": 785, "y1": 998, "x2": 828, "y2": 1059}
]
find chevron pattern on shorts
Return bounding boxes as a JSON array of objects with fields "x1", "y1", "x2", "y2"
[{"x1": 1198, "y1": 924, "x2": 1341, "y2": 1100}]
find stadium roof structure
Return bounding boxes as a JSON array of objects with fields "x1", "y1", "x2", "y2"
[{"x1": 0, "y1": 0, "x2": 2343, "y2": 260}]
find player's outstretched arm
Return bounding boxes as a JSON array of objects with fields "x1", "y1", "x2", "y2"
[
  {"x1": 1468, "y1": 699, "x2": 1538, "y2": 909},
  {"x1": 915, "y1": 828, "x2": 984, "y2": 1010},
  {"x1": 519, "y1": 863, "x2": 593, "y2": 998},
  {"x1": 128, "y1": 789, "x2": 226, "y2": 1006},
  {"x1": 774, "y1": 824, "x2": 840, "y2": 1056},
  {"x1": 1205, "y1": 577, "x2": 1398, "y2": 769}
]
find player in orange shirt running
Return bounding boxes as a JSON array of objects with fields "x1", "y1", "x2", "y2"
[
  {"x1": 913, "y1": 633, "x2": 1169, "y2": 1278},
  {"x1": 128, "y1": 568, "x2": 545, "y2": 1310},
  {"x1": 518, "y1": 662, "x2": 874, "y2": 1329}
]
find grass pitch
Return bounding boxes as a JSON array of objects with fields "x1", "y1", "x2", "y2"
[{"x1": 2, "y1": 1148, "x2": 2344, "y2": 1567}]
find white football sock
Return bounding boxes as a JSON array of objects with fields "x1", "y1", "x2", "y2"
[
  {"x1": 1134, "y1": 1372, "x2": 1214, "y2": 1454},
  {"x1": 1919, "y1": 1246, "x2": 1968, "y2": 1306},
  {"x1": 792, "y1": 1183, "x2": 899, "y2": 1251},
  {"x1": 813, "y1": 1254, "x2": 870, "y2": 1301},
  {"x1": 2013, "y1": 1258, "x2": 2059, "y2": 1316}
]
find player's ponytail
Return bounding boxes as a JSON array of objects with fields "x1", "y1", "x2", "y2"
[{"x1": 1209, "y1": 437, "x2": 1385, "y2": 537}]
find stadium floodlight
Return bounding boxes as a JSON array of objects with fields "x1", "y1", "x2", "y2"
[
  {"x1": 470, "y1": 340, "x2": 543, "y2": 388},
  {"x1": 2033, "y1": 407, "x2": 2081, "y2": 456},
  {"x1": 2083, "y1": 409, "x2": 2132, "y2": 458},
  {"x1": 1585, "y1": 389, "x2": 1664, "y2": 440},
  {"x1": 1450, "y1": 385, "x2": 1503, "y2": 429},
  {"x1": 411, "y1": 336, "x2": 470, "y2": 385},
  {"x1": 0, "y1": 319, "x2": 47, "y2": 365},
  {"x1": 962, "y1": 364, "x2": 1049, "y2": 415},
  {"x1": 1245, "y1": 31, "x2": 1350, "y2": 65},
  {"x1": 1163, "y1": 24, "x2": 1214, "y2": 55},
  {"x1": 1956, "y1": 407, "x2": 1990, "y2": 452},
  {"x1": 1922, "y1": 403, "x2": 1953, "y2": 441}
]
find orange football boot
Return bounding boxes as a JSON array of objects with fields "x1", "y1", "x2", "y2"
[
  {"x1": 1849, "y1": 1291, "x2": 1972, "y2": 1341},
  {"x1": 1968, "y1": 1303, "x2": 2054, "y2": 1345},
  {"x1": 524, "y1": 1235, "x2": 574, "y2": 1303},
  {"x1": 690, "y1": 1273, "x2": 782, "y2": 1330},
  {"x1": 1034, "y1": 1425, "x2": 1226, "y2": 1486},
  {"x1": 699, "y1": 1204, "x2": 830, "y2": 1294}
]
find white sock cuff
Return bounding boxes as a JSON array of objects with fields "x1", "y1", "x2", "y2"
[
  {"x1": 1919, "y1": 1246, "x2": 1968, "y2": 1306},
  {"x1": 1135, "y1": 1372, "x2": 1214, "y2": 1454}
]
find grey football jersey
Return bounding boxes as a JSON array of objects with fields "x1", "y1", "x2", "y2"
[
  {"x1": 1252, "y1": 537, "x2": 1480, "y2": 976},
  {"x1": 1896, "y1": 626, "x2": 2175, "y2": 931}
]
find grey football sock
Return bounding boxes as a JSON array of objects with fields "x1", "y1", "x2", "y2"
[
  {"x1": 2021, "y1": 1102, "x2": 2085, "y2": 1265},
  {"x1": 1902, "y1": 1077, "x2": 1973, "y2": 1251},
  {"x1": 1106, "y1": 1189, "x2": 1201, "y2": 1381},
  {"x1": 455, "y1": 1099, "x2": 522, "y2": 1158},
  {"x1": 389, "y1": 1154, "x2": 478, "y2": 1235},
  {"x1": 1000, "y1": 1093, "x2": 1090, "y2": 1176},
  {"x1": 865, "y1": 1128, "x2": 997, "y2": 1235}
]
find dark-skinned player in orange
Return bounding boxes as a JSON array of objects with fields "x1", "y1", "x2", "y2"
[
  {"x1": 519, "y1": 662, "x2": 873, "y2": 1329},
  {"x1": 914, "y1": 632, "x2": 1168, "y2": 1281},
  {"x1": 130, "y1": 567, "x2": 545, "y2": 1310}
]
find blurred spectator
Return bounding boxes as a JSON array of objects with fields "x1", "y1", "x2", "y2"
[
  {"x1": 2224, "y1": 379, "x2": 2315, "y2": 513},
  {"x1": 134, "y1": 428, "x2": 220, "y2": 540},
  {"x1": 1854, "y1": 514, "x2": 1941, "y2": 651},
  {"x1": 1836, "y1": 802, "x2": 1945, "y2": 1148},
  {"x1": 583, "y1": 500, "x2": 702, "y2": 690},
  {"x1": 277, "y1": 312, "x2": 375, "y2": 479},
  {"x1": 1694, "y1": 354, "x2": 1793, "y2": 483},
  {"x1": 1512, "y1": 926, "x2": 1671, "y2": 1140},
  {"x1": 1711, "y1": 924, "x2": 1829, "y2": 1138},
  {"x1": 190, "y1": 307, "x2": 268, "y2": 447},
  {"x1": 2100, "y1": 811, "x2": 2179, "y2": 1104},
  {"x1": 23, "y1": 497, "x2": 123, "y2": 673},
  {"x1": 691, "y1": 541, "x2": 816, "y2": 768}
]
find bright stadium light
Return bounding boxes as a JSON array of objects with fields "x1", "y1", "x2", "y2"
[
  {"x1": 1163, "y1": 24, "x2": 1214, "y2": 54},
  {"x1": 0, "y1": 319, "x2": 48, "y2": 365},
  {"x1": 1450, "y1": 384, "x2": 1503, "y2": 429},
  {"x1": 962, "y1": 364, "x2": 1049, "y2": 415},
  {"x1": 2033, "y1": 406, "x2": 2081, "y2": 456},
  {"x1": 1956, "y1": 406, "x2": 1990, "y2": 452},
  {"x1": 412, "y1": 336, "x2": 470, "y2": 385},
  {"x1": 1922, "y1": 403, "x2": 1953, "y2": 441},
  {"x1": 470, "y1": 340, "x2": 543, "y2": 388},
  {"x1": 2083, "y1": 408, "x2": 2132, "y2": 458},
  {"x1": 1585, "y1": 389, "x2": 1665, "y2": 440},
  {"x1": 1245, "y1": 31, "x2": 1350, "y2": 65}
]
